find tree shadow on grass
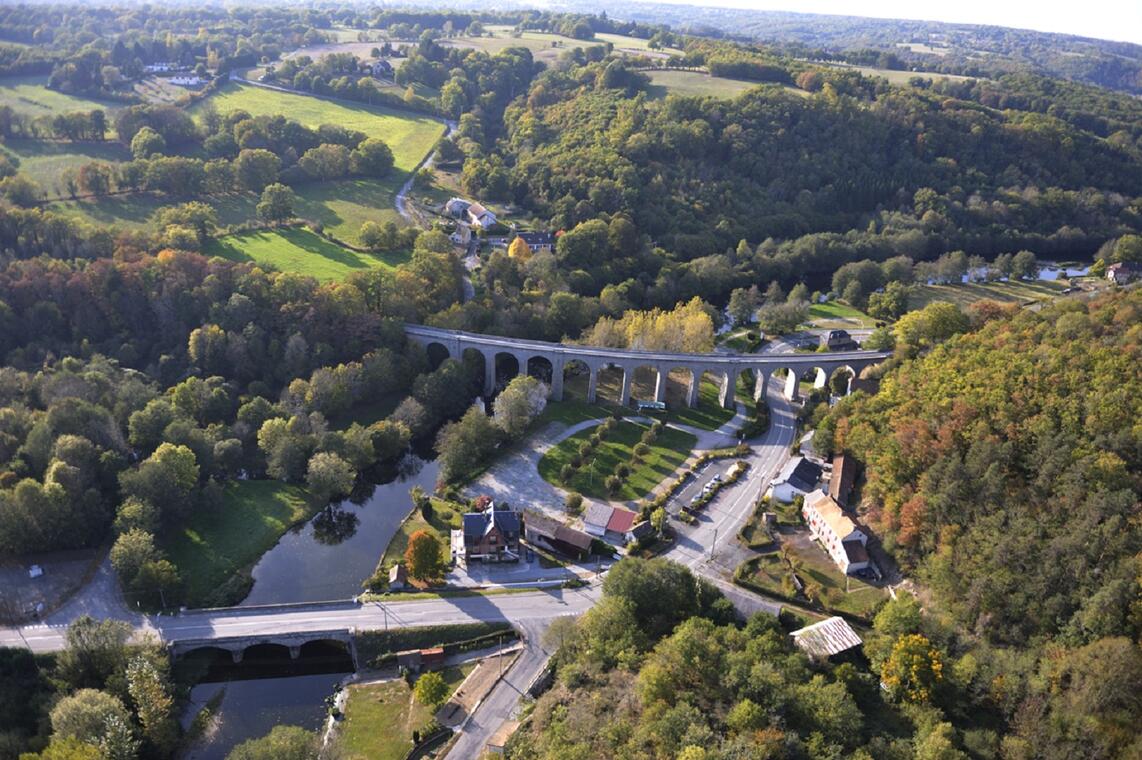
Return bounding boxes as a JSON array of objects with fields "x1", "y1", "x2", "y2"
[{"x1": 278, "y1": 227, "x2": 375, "y2": 270}]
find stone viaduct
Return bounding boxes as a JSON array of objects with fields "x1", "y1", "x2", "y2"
[
  {"x1": 404, "y1": 325, "x2": 890, "y2": 407},
  {"x1": 168, "y1": 628, "x2": 357, "y2": 666}
]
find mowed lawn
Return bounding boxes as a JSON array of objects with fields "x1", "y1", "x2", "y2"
[
  {"x1": 338, "y1": 666, "x2": 473, "y2": 760},
  {"x1": 191, "y1": 82, "x2": 444, "y2": 174},
  {"x1": 538, "y1": 420, "x2": 696, "y2": 502},
  {"x1": 205, "y1": 227, "x2": 408, "y2": 281},
  {"x1": 806, "y1": 300, "x2": 877, "y2": 328},
  {"x1": 163, "y1": 479, "x2": 317, "y2": 607}
]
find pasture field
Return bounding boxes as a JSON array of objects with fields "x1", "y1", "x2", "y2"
[
  {"x1": 192, "y1": 82, "x2": 445, "y2": 173},
  {"x1": 824, "y1": 62, "x2": 976, "y2": 86},
  {"x1": 806, "y1": 300, "x2": 877, "y2": 329},
  {"x1": 645, "y1": 69, "x2": 766, "y2": 99},
  {"x1": 0, "y1": 75, "x2": 123, "y2": 118},
  {"x1": 445, "y1": 26, "x2": 679, "y2": 65},
  {"x1": 50, "y1": 191, "x2": 257, "y2": 231},
  {"x1": 204, "y1": 227, "x2": 407, "y2": 281},
  {"x1": 0, "y1": 138, "x2": 129, "y2": 192},
  {"x1": 908, "y1": 278, "x2": 1068, "y2": 310}
]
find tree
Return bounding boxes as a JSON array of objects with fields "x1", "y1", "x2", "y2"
[
  {"x1": 436, "y1": 404, "x2": 498, "y2": 479},
  {"x1": 119, "y1": 443, "x2": 199, "y2": 521},
  {"x1": 234, "y1": 148, "x2": 281, "y2": 192},
  {"x1": 893, "y1": 302, "x2": 969, "y2": 356},
  {"x1": 226, "y1": 726, "x2": 316, "y2": 760},
  {"x1": 298, "y1": 143, "x2": 350, "y2": 182},
  {"x1": 507, "y1": 236, "x2": 532, "y2": 261},
  {"x1": 256, "y1": 183, "x2": 294, "y2": 223},
  {"x1": 50, "y1": 689, "x2": 132, "y2": 749},
  {"x1": 0, "y1": 174, "x2": 40, "y2": 206},
  {"x1": 1010, "y1": 250, "x2": 1037, "y2": 279},
  {"x1": 873, "y1": 591, "x2": 923, "y2": 637},
  {"x1": 125, "y1": 655, "x2": 177, "y2": 754},
  {"x1": 413, "y1": 671, "x2": 449, "y2": 708},
  {"x1": 867, "y1": 281, "x2": 911, "y2": 321},
  {"x1": 493, "y1": 375, "x2": 547, "y2": 438},
  {"x1": 305, "y1": 451, "x2": 356, "y2": 503},
  {"x1": 727, "y1": 286, "x2": 759, "y2": 327},
  {"x1": 109, "y1": 529, "x2": 158, "y2": 585},
  {"x1": 55, "y1": 617, "x2": 131, "y2": 690},
  {"x1": 881, "y1": 633, "x2": 944, "y2": 703},
  {"x1": 29, "y1": 737, "x2": 103, "y2": 760},
  {"x1": 404, "y1": 529, "x2": 443, "y2": 582},
  {"x1": 350, "y1": 137, "x2": 394, "y2": 176},
  {"x1": 130, "y1": 127, "x2": 164, "y2": 159},
  {"x1": 77, "y1": 163, "x2": 112, "y2": 196}
]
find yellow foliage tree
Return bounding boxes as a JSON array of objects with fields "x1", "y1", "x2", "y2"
[
  {"x1": 508, "y1": 236, "x2": 532, "y2": 261},
  {"x1": 583, "y1": 296, "x2": 715, "y2": 353}
]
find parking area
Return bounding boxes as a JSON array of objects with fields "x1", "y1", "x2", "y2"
[
  {"x1": 668, "y1": 461, "x2": 737, "y2": 515},
  {"x1": 444, "y1": 548, "x2": 599, "y2": 588},
  {"x1": 0, "y1": 549, "x2": 102, "y2": 623}
]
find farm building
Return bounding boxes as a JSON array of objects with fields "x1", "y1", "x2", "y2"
[
  {"x1": 791, "y1": 616, "x2": 863, "y2": 661},
  {"x1": 523, "y1": 511, "x2": 593, "y2": 560}
]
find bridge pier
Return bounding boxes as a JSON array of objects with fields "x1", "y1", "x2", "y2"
[
  {"x1": 653, "y1": 368, "x2": 667, "y2": 403},
  {"x1": 550, "y1": 360, "x2": 564, "y2": 401},
  {"x1": 784, "y1": 369, "x2": 799, "y2": 402},
  {"x1": 289, "y1": 645, "x2": 301, "y2": 660},
  {"x1": 484, "y1": 352, "x2": 496, "y2": 397},
  {"x1": 687, "y1": 370, "x2": 701, "y2": 408},
  {"x1": 230, "y1": 649, "x2": 244, "y2": 664},
  {"x1": 813, "y1": 367, "x2": 828, "y2": 390},
  {"x1": 719, "y1": 369, "x2": 738, "y2": 409},
  {"x1": 586, "y1": 366, "x2": 598, "y2": 404},
  {"x1": 619, "y1": 367, "x2": 632, "y2": 407},
  {"x1": 753, "y1": 370, "x2": 769, "y2": 402}
]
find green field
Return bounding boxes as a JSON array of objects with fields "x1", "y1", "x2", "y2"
[
  {"x1": 537, "y1": 420, "x2": 696, "y2": 502},
  {"x1": 338, "y1": 665, "x2": 473, "y2": 760},
  {"x1": 0, "y1": 138, "x2": 130, "y2": 193},
  {"x1": 192, "y1": 82, "x2": 444, "y2": 174},
  {"x1": 824, "y1": 62, "x2": 976, "y2": 86},
  {"x1": 205, "y1": 227, "x2": 407, "y2": 281},
  {"x1": 908, "y1": 279, "x2": 1069, "y2": 310},
  {"x1": 0, "y1": 75, "x2": 123, "y2": 118},
  {"x1": 163, "y1": 480, "x2": 317, "y2": 607},
  {"x1": 738, "y1": 547, "x2": 886, "y2": 619},
  {"x1": 645, "y1": 70, "x2": 764, "y2": 99},
  {"x1": 806, "y1": 300, "x2": 877, "y2": 328}
]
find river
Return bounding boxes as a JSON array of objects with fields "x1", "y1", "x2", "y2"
[{"x1": 240, "y1": 454, "x2": 441, "y2": 605}]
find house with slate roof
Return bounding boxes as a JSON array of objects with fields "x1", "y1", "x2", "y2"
[{"x1": 460, "y1": 502, "x2": 520, "y2": 564}]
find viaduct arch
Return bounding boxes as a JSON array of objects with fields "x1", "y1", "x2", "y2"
[{"x1": 405, "y1": 325, "x2": 889, "y2": 408}]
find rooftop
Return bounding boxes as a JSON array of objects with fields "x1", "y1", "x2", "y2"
[
  {"x1": 524, "y1": 510, "x2": 593, "y2": 551},
  {"x1": 804, "y1": 489, "x2": 861, "y2": 541},
  {"x1": 462, "y1": 502, "x2": 520, "y2": 539},
  {"x1": 583, "y1": 502, "x2": 613, "y2": 528},
  {"x1": 776, "y1": 456, "x2": 822, "y2": 492},
  {"x1": 606, "y1": 507, "x2": 638, "y2": 534},
  {"x1": 791, "y1": 616, "x2": 863, "y2": 659},
  {"x1": 829, "y1": 453, "x2": 857, "y2": 506}
]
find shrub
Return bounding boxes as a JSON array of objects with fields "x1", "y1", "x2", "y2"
[
  {"x1": 605, "y1": 475, "x2": 622, "y2": 494},
  {"x1": 651, "y1": 420, "x2": 665, "y2": 433},
  {"x1": 603, "y1": 417, "x2": 617, "y2": 431},
  {"x1": 565, "y1": 492, "x2": 584, "y2": 514},
  {"x1": 640, "y1": 430, "x2": 657, "y2": 445},
  {"x1": 560, "y1": 464, "x2": 574, "y2": 482},
  {"x1": 633, "y1": 442, "x2": 651, "y2": 456},
  {"x1": 570, "y1": 455, "x2": 582, "y2": 468},
  {"x1": 578, "y1": 442, "x2": 593, "y2": 459},
  {"x1": 614, "y1": 462, "x2": 630, "y2": 478},
  {"x1": 590, "y1": 433, "x2": 602, "y2": 447}
]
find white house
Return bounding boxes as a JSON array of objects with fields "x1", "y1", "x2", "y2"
[
  {"x1": 445, "y1": 197, "x2": 471, "y2": 218},
  {"x1": 170, "y1": 75, "x2": 204, "y2": 87},
  {"x1": 801, "y1": 490, "x2": 869, "y2": 574},
  {"x1": 582, "y1": 502, "x2": 613, "y2": 537},
  {"x1": 466, "y1": 201, "x2": 497, "y2": 230},
  {"x1": 769, "y1": 456, "x2": 822, "y2": 503}
]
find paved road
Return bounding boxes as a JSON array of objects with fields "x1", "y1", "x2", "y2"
[{"x1": 1, "y1": 585, "x2": 601, "y2": 654}]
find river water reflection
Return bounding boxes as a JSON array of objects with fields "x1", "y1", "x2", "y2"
[{"x1": 241, "y1": 454, "x2": 440, "y2": 605}]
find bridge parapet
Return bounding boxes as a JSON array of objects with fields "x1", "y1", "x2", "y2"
[{"x1": 169, "y1": 628, "x2": 356, "y2": 666}]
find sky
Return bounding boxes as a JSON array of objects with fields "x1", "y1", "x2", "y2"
[{"x1": 648, "y1": 0, "x2": 1142, "y2": 45}]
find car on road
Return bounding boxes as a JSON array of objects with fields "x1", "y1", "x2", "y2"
[{"x1": 711, "y1": 474, "x2": 723, "y2": 483}]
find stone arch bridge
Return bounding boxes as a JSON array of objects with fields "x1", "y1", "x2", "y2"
[
  {"x1": 405, "y1": 326, "x2": 890, "y2": 407},
  {"x1": 168, "y1": 628, "x2": 357, "y2": 667}
]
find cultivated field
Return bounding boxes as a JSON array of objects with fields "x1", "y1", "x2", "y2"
[
  {"x1": 205, "y1": 227, "x2": 408, "y2": 281},
  {"x1": 908, "y1": 278, "x2": 1069, "y2": 310},
  {"x1": 0, "y1": 75, "x2": 123, "y2": 118},
  {"x1": 824, "y1": 62, "x2": 977, "y2": 86},
  {"x1": 192, "y1": 82, "x2": 445, "y2": 173},
  {"x1": 442, "y1": 26, "x2": 680, "y2": 65}
]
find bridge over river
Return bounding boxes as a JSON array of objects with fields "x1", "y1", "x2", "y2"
[{"x1": 405, "y1": 325, "x2": 891, "y2": 406}]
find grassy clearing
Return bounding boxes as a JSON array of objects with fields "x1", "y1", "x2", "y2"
[
  {"x1": 163, "y1": 480, "x2": 317, "y2": 607},
  {"x1": 823, "y1": 62, "x2": 977, "y2": 86},
  {"x1": 0, "y1": 75, "x2": 123, "y2": 118},
  {"x1": 192, "y1": 82, "x2": 444, "y2": 174},
  {"x1": 537, "y1": 399, "x2": 616, "y2": 428},
  {"x1": 537, "y1": 420, "x2": 695, "y2": 502},
  {"x1": 666, "y1": 377, "x2": 735, "y2": 431},
  {"x1": 806, "y1": 300, "x2": 877, "y2": 328},
  {"x1": 50, "y1": 190, "x2": 257, "y2": 231},
  {"x1": 375, "y1": 499, "x2": 462, "y2": 581},
  {"x1": 0, "y1": 138, "x2": 129, "y2": 191},
  {"x1": 292, "y1": 176, "x2": 407, "y2": 244},
  {"x1": 205, "y1": 227, "x2": 405, "y2": 281},
  {"x1": 562, "y1": 367, "x2": 733, "y2": 432},
  {"x1": 645, "y1": 70, "x2": 763, "y2": 99},
  {"x1": 338, "y1": 665, "x2": 473, "y2": 760},
  {"x1": 594, "y1": 32, "x2": 683, "y2": 55},
  {"x1": 908, "y1": 278, "x2": 1068, "y2": 310},
  {"x1": 740, "y1": 544, "x2": 886, "y2": 619}
]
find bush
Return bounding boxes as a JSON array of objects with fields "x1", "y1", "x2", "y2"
[
  {"x1": 614, "y1": 462, "x2": 630, "y2": 478},
  {"x1": 633, "y1": 442, "x2": 651, "y2": 456},
  {"x1": 570, "y1": 455, "x2": 582, "y2": 468},
  {"x1": 603, "y1": 417, "x2": 618, "y2": 431},
  {"x1": 560, "y1": 464, "x2": 574, "y2": 482},
  {"x1": 590, "y1": 433, "x2": 602, "y2": 447},
  {"x1": 565, "y1": 492, "x2": 584, "y2": 514},
  {"x1": 578, "y1": 442, "x2": 593, "y2": 459},
  {"x1": 640, "y1": 430, "x2": 657, "y2": 445},
  {"x1": 605, "y1": 475, "x2": 622, "y2": 494},
  {"x1": 650, "y1": 420, "x2": 665, "y2": 433}
]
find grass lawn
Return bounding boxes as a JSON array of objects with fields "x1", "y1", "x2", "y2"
[
  {"x1": 338, "y1": 665, "x2": 473, "y2": 760},
  {"x1": 806, "y1": 300, "x2": 877, "y2": 329},
  {"x1": 537, "y1": 399, "x2": 619, "y2": 427},
  {"x1": 562, "y1": 367, "x2": 733, "y2": 432},
  {"x1": 537, "y1": 420, "x2": 695, "y2": 502},
  {"x1": 191, "y1": 82, "x2": 444, "y2": 174},
  {"x1": 739, "y1": 543, "x2": 887, "y2": 620},
  {"x1": 645, "y1": 70, "x2": 762, "y2": 99},
  {"x1": 0, "y1": 138, "x2": 130, "y2": 193},
  {"x1": 375, "y1": 499, "x2": 462, "y2": 582},
  {"x1": 908, "y1": 279, "x2": 1067, "y2": 311},
  {"x1": 667, "y1": 377, "x2": 735, "y2": 431},
  {"x1": 292, "y1": 176, "x2": 408, "y2": 245},
  {"x1": 823, "y1": 62, "x2": 977, "y2": 86},
  {"x1": 50, "y1": 190, "x2": 257, "y2": 232},
  {"x1": 163, "y1": 480, "x2": 317, "y2": 607},
  {"x1": 0, "y1": 75, "x2": 124, "y2": 120},
  {"x1": 205, "y1": 227, "x2": 406, "y2": 281}
]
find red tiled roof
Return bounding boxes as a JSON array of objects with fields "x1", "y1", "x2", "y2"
[{"x1": 606, "y1": 507, "x2": 638, "y2": 534}]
